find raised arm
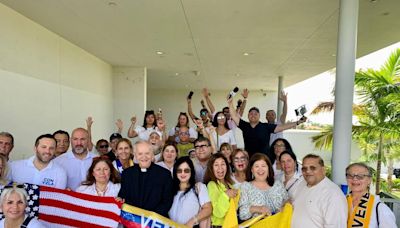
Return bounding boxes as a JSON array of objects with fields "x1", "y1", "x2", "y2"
[
  {"x1": 202, "y1": 88, "x2": 216, "y2": 114},
  {"x1": 228, "y1": 98, "x2": 240, "y2": 126},
  {"x1": 274, "y1": 117, "x2": 307, "y2": 133},
  {"x1": 238, "y1": 88, "x2": 249, "y2": 116},
  {"x1": 86, "y1": 117, "x2": 94, "y2": 152},
  {"x1": 187, "y1": 97, "x2": 197, "y2": 123},
  {"x1": 279, "y1": 91, "x2": 288, "y2": 123},
  {"x1": 127, "y1": 115, "x2": 138, "y2": 138},
  {"x1": 156, "y1": 118, "x2": 168, "y2": 144},
  {"x1": 115, "y1": 119, "x2": 123, "y2": 134}
]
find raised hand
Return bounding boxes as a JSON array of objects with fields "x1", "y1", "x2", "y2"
[
  {"x1": 202, "y1": 88, "x2": 209, "y2": 97},
  {"x1": 279, "y1": 90, "x2": 288, "y2": 103},
  {"x1": 241, "y1": 88, "x2": 249, "y2": 99},
  {"x1": 86, "y1": 116, "x2": 93, "y2": 128},
  {"x1": 157, "y1": 118, "x2": 166, "y2": 131},
  {"x1": 116, "y1": 119, "x2": 123, "y2": 131},
  {"x1": 130, "y1": 115, "x2": 137, "y2": 125}
]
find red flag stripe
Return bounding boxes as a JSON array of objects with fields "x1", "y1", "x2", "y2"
[
  {"x1": 39, "y1": 214, "x2": 112, "y2": 228},
  {"x1": 39, "y1": 198, "x2": 121, "y2": 222},
  {"x1": 40, "y1": 186, "x2": 120, "y2": 204}
]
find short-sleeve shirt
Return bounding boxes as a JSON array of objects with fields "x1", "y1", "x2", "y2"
[
  {"x1": 238, "y1": 119, "x2": 276, "y2": 158},
  {"x1": 211, "y1": 130, "x2": 237, "y2": 149},
  {"x1": 169, "y1": 183, "x2": 210, "y2": 224},
  {"x1": 11, "y1": 156, "x2": 67, "y2": 189},
  {"x1": 168, "y1": 127, "x2": 198, "y2": 143},
  {"x1": 135, "y1": 126, "x2": 162, "y2": 141}
]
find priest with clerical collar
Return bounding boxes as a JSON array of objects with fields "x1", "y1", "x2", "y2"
[{"x1": 118, "y1": 140, "x2": 173, "y2": 217}]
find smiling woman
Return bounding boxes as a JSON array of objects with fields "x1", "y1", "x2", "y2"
[{"x1": 0, "y1": 185, "x2": 44, "y2": 227}]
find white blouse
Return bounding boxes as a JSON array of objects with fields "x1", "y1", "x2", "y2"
[{"x1": 76, "y1": 181, "x2": 121, "y2": 197}]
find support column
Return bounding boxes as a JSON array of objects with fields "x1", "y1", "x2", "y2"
[
  {"x1": 332, "y1": 0, "x2": 359, "y2": 186},
  {"x1": 277, "y1": 76, "x2": 283, "y2": 118}
]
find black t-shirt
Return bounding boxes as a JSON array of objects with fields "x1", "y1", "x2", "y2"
[
  {"x1": 238, "y1": 119, "x2": 276, "y2": 160},
  {"x1": 105, "y1": 150, "x2": 116, "y2": 162}
]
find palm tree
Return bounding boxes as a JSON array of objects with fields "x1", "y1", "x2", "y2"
[{"x1": 311, "y1": 48, "x2": 400, "y2": 194}]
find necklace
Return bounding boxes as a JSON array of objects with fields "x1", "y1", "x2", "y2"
[{"x1": 95, "y1": 184, "x2": 108, "y2": 196}]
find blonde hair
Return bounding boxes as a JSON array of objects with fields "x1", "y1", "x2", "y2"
[{"x1": 0, "y1": 185, "x2": 28, "y2": 206}]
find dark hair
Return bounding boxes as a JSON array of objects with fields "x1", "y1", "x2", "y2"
[
  {"x1": 247, "y1": 153, "x2": 274, "y2": 186},
  {"x1": 200, "y1": 108, "x2": 208, "y2": 116},
  {"x1": 143, "y1": 110, "x2": 156, "y2": 128},
  {"x1": 278, "y1": 150, "x2": 299, "y2": 171},
  {"x1": 0, "y1": 132, "x2": 14, "y2": 145},
  {"x1": 172, "y1": 156, "x2": 196, "y2": 196},
  {"x1": 34, "y1": 134, "x2": 56, "y2": 147},
  {"x1": 194, "y1": 137, "x2": 211, "y2": 147},
  {"x1": 212, "y1": 111, "x2": 230, "y2": 129},
  {"x1": 53, "y1": 130, "x2": 69, "y2": 141},
  {"x1": 82, "y1": 156, "x2": 121, "y2": 185},
  {"x1": 175, "y1": 112, "x2": 190, "y2": 128},
  {"x1": 204, "y1": 153, "x2": 233, "y2": 185},
  {"x1": 159, "y1": 142, "x2": 178, "y2": 162},
  {"x1": 303, "y1": 154, "x2": 324, "y2": 167},
  {"x1": 269, "y1": 138, "x2": 294, "y2": 163},
  {"x1": 96, "y1": 139, "x2": 108, "y2": 147}
]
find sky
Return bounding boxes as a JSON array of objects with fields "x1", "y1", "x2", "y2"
[{"x1": 285, "y1": 41, "x2": 400, "y2": 125}]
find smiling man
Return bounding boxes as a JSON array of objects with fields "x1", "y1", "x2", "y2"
[
  {"x1": 291, "y1": 154, "x2": 347, "y2": 228},
  {"x1": 11, "y1": 134, "x2": 67, "y2": 189},
  {"x1": 118, "y1": 141, "x2": 173, "y2": 217}
]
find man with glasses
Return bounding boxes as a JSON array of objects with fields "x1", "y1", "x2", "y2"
[
  {"x1": 177, "y1": 126, "x2": 194, "y2": 158},
  {"x1": 11, "y1": 134, "x2": 67, "y2": 189},
  {"x1": 192, "y1": 137, "x2": 212, "y2": 183},
  {"x1": 291, "y1": 154, "x2": 347, "y2": 228}
]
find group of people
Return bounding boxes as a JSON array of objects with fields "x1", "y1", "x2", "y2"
[{"x1": 0, "y1": 88, "x2": 396, "y2": 228}]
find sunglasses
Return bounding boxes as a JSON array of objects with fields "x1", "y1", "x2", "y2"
[
  {"x1": 4, "y1": 184, "x2": 25, "y2": 189},
  {"x1": 233, "y1": 157, "x2": 248, "y2": 163},
  {"x1": 98, "y1": 145, "x2": 108, "y2": 149},
  {"x1": 177, "y1": 168, "x2": 191, "y2": 174},
  {"x1": 217, "y1": 116, "x2": 226, "y2": 120}
]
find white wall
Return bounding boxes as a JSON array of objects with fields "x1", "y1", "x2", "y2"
[{"x1": 0, "y1": 4, "x2": 114, "y2": 160}]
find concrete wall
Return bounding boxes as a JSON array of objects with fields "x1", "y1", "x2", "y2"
[{"x1": 0, "y1": 4, "x2": 114, "y2": 160}]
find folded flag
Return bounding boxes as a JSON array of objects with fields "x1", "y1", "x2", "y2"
[
  {"x1": 239, "y1": 203, "x2": 293, "y2": 228},
  {"x1": 0, "y1": 184, "x2": 122, "y2": 228}
]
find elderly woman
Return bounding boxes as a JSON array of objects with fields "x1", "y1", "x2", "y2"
[
  {"x1": 0, "y1": 185, "x2": 44, "y2": 227},
  {"x1": 346, "y1": 163, "x2": 396, "y2": 227},
  {"x1": 76, "y1": 156, "x2": 121, "y2": 197},
  {"x1": 278, "y1": 150, "x2": 303, "y2": 200},
  {"x1": 169, "y1": 156, "x2": 212, "y2": 227},
  {"x1": 0, "y1": 154, "x2": 10, "y2": 188},
  {"x1": 238, "y1": 153, "x2": 288, "y2": 221}
]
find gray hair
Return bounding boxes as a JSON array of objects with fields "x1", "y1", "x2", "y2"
[{"x1": 346, "y1": 162, "x2": 372, "y2": 176}]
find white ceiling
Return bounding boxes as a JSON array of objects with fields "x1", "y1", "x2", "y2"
[{"x1": 1, "y1": 0, "x2": 399, "y2": 91}]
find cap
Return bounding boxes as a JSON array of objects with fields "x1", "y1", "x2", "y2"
[
  {"x1": 109, "y1": 133, "x2": 122, "y2": 141},
  {"x1": 248, "y1": 107, "x2": 260, "y2": 113}
]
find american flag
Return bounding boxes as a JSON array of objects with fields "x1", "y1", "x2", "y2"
[{"x1": 1, "y1": 183, "x2": 122, "y2": 228}]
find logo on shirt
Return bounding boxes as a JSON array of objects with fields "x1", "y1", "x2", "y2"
[{"x1": 43, "y1": 178, "x2": 55, "y2": 186}]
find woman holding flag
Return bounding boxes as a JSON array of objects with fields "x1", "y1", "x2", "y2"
[
  {"x1": 238, "y1": 153, "x2": 288, "y2": 221},
  {"x1": 204, "y1": 153, "x2": 238, "y2": 227},
  {"x1": 346, "y1": 163, "x2": 396, "y2": 227}
]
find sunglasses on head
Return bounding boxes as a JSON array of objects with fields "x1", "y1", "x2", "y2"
[{"x1": 4, "y1": 183, "x2": 25, "y2": 189}]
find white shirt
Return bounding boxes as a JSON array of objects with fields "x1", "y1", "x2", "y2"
[
  {"x1": 169, "y1": 183, "x2": 210, "y2": 224},
  {"x1": 10, "y1": 156, "x2": 67, "y2": 189},
  {"x1": 292, "y1": 177, "x2": 348, "y2": 228},
  {"x1": 76, "y1": 182, "x2": 121, "y2": 197},
  {"x1": 272, "y1": 161, "x2": 284, "y2": 181},
  {"x1": 193, "y1": 159, "x2": 208, "y2": 183},
  {"x1": 269, "y1": 120, "x2": 283, "y2": 146},
  {"x1": 211, "y1": 129, "x2": 237, "y2": 149},
  {"x1": 53, "y1": 151, "x2": 96, "y2": 191},
  {"x1": 135, "y1": 126, "x2": 162, "y2": 141},
  {"x1": 0, "y1": 216, "x2": 45, "y2": 228},
  {"x1": 168, "y1": 127, "x2": 198, "y2": 143},
  {"x1": 156, "y1": 161, "x2": 174, "y2": 175},
  {"x1": 279, "y1": 170, "x2": 303, "y2": 200}
]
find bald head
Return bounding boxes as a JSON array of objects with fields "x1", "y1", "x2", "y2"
[{"x1": 71, "y1": 128, "x2": 89, "y2": 155}]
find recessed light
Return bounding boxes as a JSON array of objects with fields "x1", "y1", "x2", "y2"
[
  {"x1": 108, "y1": 1, "x2": 117, "y2": 6},
  {"x1": 243, "y1": 52, "x2": 250, "y2": 56},
  {"x1": 175, "y1": 73, "x2": 179, "y2": 76},
  {"x1": 156, "y1": 51, "x2": 164, "y2": 55},
  {"x1": 331, "y1": 54, "x2": 336, "y2": 57},
  {"x1": 235, "y1": 73, "x2": 240, "y2": 77}
]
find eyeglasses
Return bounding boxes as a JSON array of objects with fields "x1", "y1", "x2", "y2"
[
  {"x1": 179, "y1": 132, "x2": 190, "y2": 136},
  {"x1": 233, "y1": 157, "x2": 248, "y2": 162},
  {"x1": 346, "y1": 173, "x2": 371, "y2": 180},
  {"x1": 177, "y1": 168, "x2": 191, "y2": 174},
  {"x1": 217, "y1": 116, "x2": 226, "y2": 120},
  {"x1": 99, "y1": 145, "x2": 108, "y2": 149},
  {"x1": 301, "y1": 166, "x2": 319, "y2": 172},
  {"x1": 194, "y1": 144, "x2": 209, "y2": 149}
]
